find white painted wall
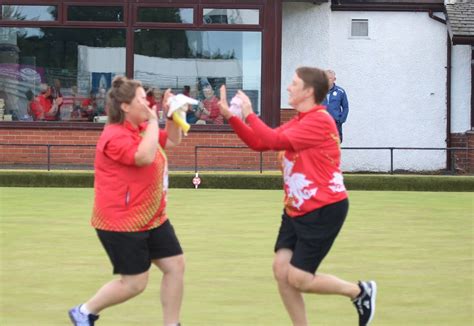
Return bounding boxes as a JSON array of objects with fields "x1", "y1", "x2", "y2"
[
  {"x1": 281, "y1": 2, "x2": 331, "y2": 104},
  {"x1": 451, "y1": 44, "x2": 472, "y2": 133},
  {"x1": 282, "y1": 3, "x2": 449, "y2": 172}
]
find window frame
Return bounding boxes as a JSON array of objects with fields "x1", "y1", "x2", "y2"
[{"x1": 0, "y1": 0, "x2": 282, "y2": 130}]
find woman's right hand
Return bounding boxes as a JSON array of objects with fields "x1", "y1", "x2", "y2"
[
  {"x1": 236, "y1": 90, "x2": 253, "y2": 119},
  {"x1": 218, "y1": 85, "x2": 233, "y2": 120}
]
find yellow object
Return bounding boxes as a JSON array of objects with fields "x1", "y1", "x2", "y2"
[{"x1": 172, "y1": 111, "x2": 191, "y2": 135}]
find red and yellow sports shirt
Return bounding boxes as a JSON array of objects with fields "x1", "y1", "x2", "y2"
[{"x1": 91, "y1": 121, "x2": 169, "y2": 232}]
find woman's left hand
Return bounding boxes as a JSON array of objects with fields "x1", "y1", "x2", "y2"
[
  {"x1": 217, "y1": 85, "x2": 233, "y2": 120},
  {"x1": 161, "y1": 88, "x2": 173, "y2": 117}
]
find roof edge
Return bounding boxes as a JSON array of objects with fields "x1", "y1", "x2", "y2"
[
  {"x1": 331, "y1": 3, "x2": 444, "y2": 12},
  {"x1": 451, "y1": 35, "x2": 474, "y2": 45}
]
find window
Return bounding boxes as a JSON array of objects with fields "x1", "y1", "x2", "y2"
[
  {"x1": 203, "y1": 8, "x2": 259, "y2": 25},
  {"x1": 67, "y1": 6, "x2": 124, "y2": 22},
  {"x1": 0, "y1": 27, "x2": 126, "y2": 121},
  {"x1": 351, "y1": 19, "x2": 369, "y2": 37},
  {"x1": 0, "y1": 2, "x2": 280, "y2": 127},
  {"x1": 1, "y1": 5, "x2": 57, "y2": 21},
  {"x1": 137, "y1": 7, "x2": 193, "y2": 24},
  {"x1": 134, "y1": 29, "x2": 262, "y2": 125}
]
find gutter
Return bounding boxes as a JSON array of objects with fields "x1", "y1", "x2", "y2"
[
  {"x1": 428, "y1": 10, "x2": 452, "y2": 172},
  {"x1": 331, "y1": 2, "x2": 444, "y2": 12}
]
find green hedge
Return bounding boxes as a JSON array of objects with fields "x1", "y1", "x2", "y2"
[{"x1": 0, "y1": 171, "x2": 473, "y2": 191}]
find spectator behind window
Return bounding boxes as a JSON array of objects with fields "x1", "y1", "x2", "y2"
[{"x1": 30, "y1": 83, "x2": 63, "y2": 121}]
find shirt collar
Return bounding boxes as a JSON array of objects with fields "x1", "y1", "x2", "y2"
[
  {"x1": 123, "y1": 120, "x2": 147, "y2": 133},
  {"x1": 297, "y1": 105, "x2": 326, "y2": 120}
]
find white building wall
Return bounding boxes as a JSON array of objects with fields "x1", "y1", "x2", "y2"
[
  {"x1": 282, "y1": 4, "x2": 448, "y2": 172},
  {"x1": 451, "y1": 44, "x2": 472, "y2": 133},
  {"x1": 281, "y1": 2, "x2": 331, "y2": 105}
]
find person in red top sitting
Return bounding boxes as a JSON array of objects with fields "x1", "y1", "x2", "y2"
[
  {"x1": 217, "y1": 67, "x2": 377, "y2": 326},
  {"x1": 69, "y1": 76, "x2": 185, "y2": 326},
  {"x1": 196, "y1": 85, "x2": 223, "y2": 125},
  {"x1": 29, "y1": 83, "x2": 63, "y2": 121}
]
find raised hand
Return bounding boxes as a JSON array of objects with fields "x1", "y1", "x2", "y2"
[
  {"x1": 218, "y1": 85, "x2": 233, "y2": 120},
  {"x1": 236, "y1": 90, "x2": 253, "y2": 119}
]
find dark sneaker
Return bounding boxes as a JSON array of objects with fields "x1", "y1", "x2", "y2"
[
  {"x1": 352, "y1": 281, "x2": 377, "y2": 326},
  {"x1": 68, "y1": 305, "x2": 99, "y2": 326}
]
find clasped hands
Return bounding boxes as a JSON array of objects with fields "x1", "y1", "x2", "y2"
[{"x1": 217, "y1": 85, "x2": 253, "y2": 121}]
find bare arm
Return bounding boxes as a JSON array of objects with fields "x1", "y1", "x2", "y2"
[
  {"x1": 134, "y1": 103, "x2": 159, "y2": 166},
  {"x1": 162, "y1": 89, "x2": 182, "y2": 148}
]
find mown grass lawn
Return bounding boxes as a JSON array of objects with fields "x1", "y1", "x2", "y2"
[{"x1": 0, "y1": 188, "x2": 472, "y2": 325}]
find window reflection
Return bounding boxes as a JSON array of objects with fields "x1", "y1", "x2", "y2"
[
  {"x1": 67, "y1": 6, "x2": 123, "y2": 22},
  {"x1": 203, "y1": 9, "x2": 259, "y2": 25},
  {"x1": 137, "y1": 7, "x2": 193, "y2": 24},
  {"x1": 0, "y1": 27, "x2": 125, "y2": 121},
  {"x1": 134, "y1": 29, "x2": 262, "y2": 125},
  {"x1": 1, "y1": 5, "x2": 57, "y2": 21}
]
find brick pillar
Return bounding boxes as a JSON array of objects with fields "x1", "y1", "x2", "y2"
[
  {"x1": 450, "y1": 132, "x2": 472, "y2": 174},
  {"x1": 468, "y1": 130, "x2": 474, "y2": 174}
]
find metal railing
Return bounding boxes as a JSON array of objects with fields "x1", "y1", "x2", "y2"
[
  {"x1": 0, "y1": 143, "x2": 472, "y2": 174},
  {"x1": 194, "y1": 145, "x2": 264, "y2": 173},
  {"x1": 194, "y1": 145, "x2": 473, "y2": 174},
  {"x1": 0, "y1": 143, "x2": 96, "y2": 171}
]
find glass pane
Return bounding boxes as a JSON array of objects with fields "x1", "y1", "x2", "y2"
[
  {"x1": 134, "y1": 29, "x2": 262, "y2": 125},
  {"x1": 203, "y1": 9, "x2": 259, "y2": 25},
  {"x1": 67, "y1": 6, "x2": 123, "y2": 22},
  {"x1": 1, "y1": 5, "x2": 57, "y2": 21},
  {"x1": 138, "y1": 8, "x2": 193, "y2": 24},
  {"x1": 351, "y1": 19, "x2": 368, "y2": 37},
  {"x1": 0, "y1": 27, "x2": 126, "y2": 122}
]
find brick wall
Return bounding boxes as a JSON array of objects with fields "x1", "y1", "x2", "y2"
[
  {"x1": 450, "y1": 131, "x2": 474, "y2": 174},
  {"x1": 280, "y1": 108, "x2": 297, "y2": 123},
  {"x1": 0, "y1": 128, "x2": 284, "y2": 171},
  {"x1": 0, "y1": 110, "x2": 299, "y2": 170},
  {"x1": 3, "y1": 109, "x2": 470, "y2": 174}
]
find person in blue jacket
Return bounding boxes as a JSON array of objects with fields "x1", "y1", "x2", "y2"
[{"x1": 322, "y1": 70, "x2": 349, "y2": 142}]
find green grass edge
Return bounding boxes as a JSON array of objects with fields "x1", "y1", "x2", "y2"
[{"x1": 0, "y1": 170, "x2": 473, "y2": 191}]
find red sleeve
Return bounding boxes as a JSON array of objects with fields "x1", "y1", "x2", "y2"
[
  {"x1": 159, "y1": 129, "x2": 168, "y2": 149},
  {"x1": 228, "y1": 116, "x2": 270, "y2": 151},
  {"x1": 246, "y1": 114, "x2": 293, "y2": 151},
  {"x1": 282, "y1": 111, "x2": 333, "y2": 151},
  {"x1": 99, "y1": 131, "x2": 139, "y2": 166}
]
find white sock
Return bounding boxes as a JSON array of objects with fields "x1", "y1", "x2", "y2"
[{"x1": 79, "y1": 304, "x2": 91, "y2": 315}]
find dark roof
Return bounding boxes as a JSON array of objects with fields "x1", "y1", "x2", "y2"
[{"x1": 445, "y1": 0, "x2": 474, "y2": 44}]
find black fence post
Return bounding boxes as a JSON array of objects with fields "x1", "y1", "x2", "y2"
[
  {"x1": 390, "y1": 148, "x2": 394, "y2": 175},
  {"x1": 194, "y1": 146, "x2": 198, "y2": 173},
  {"x1": 259, "y1": 152, "x2": 263, "y2": 174},
  {"x1": 47, "y1": 145, "x2": 51, "y2": 171},
  {"x1": 450, "y1": 149, "x2": 456, "y2": 174}
]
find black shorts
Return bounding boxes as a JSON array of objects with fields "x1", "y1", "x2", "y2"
[
  {"x1": 96, "y1": 220, "x2": 183, "y2": 275},
  {"x1": 274, "y1": 199, "x2": 349, "y2": 274}
]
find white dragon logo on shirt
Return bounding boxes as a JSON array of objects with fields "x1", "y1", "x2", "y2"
[
  {"x1": 283, "y1": 157, "x2": 318, "y2": 210},
  {"x1": 329, "y1": 172, "x2": 346, "y2": 193}
]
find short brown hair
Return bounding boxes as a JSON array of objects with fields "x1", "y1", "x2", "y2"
[
  {"x1": 295, "y1": 67, "x2": 329, "y2": 104},
  {"x1": 106, "y1": 76, "x2": 142, "y2": 124}
]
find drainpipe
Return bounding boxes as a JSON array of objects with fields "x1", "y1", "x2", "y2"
[{"x1": 428, "y1": 10, "x2": 451, "y2": 171}]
